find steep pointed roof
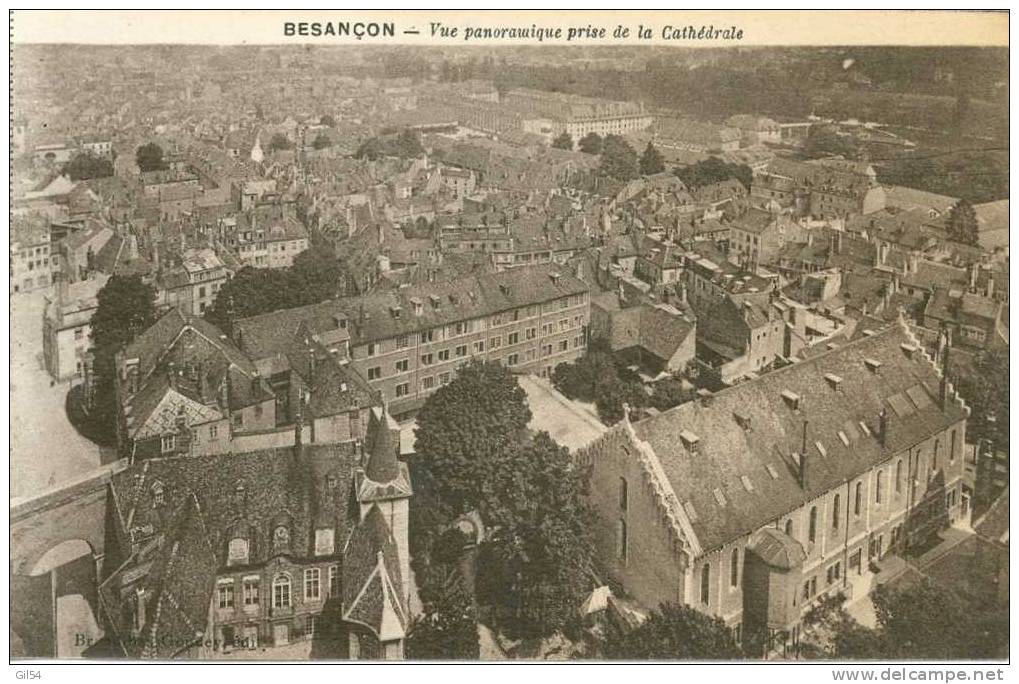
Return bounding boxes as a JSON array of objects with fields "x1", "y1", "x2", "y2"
[
  {"x1": 342, "y1": 505, "x2": 408, "y2": 641},
  {"x1": 365, "y1": 406, "x2": 400, "y2": 483}
]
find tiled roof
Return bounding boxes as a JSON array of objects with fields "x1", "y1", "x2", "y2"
[
  {"x1": 628, "y1": 320, "x2": 966, "y2": 552},
  {"x1": 342, "y1": 505, "x2": 408, "y2": 641},
  {"x1": 99, "y1": 493, "x2": 218, "y2": 659},
  {"x1": 235, "y1": 264, "x2": 588, "y2": 351},
  {"x1": 608, "y1": 303, "x2": 695, "y2": 363},
  {"x1": 111, "y1": 444, "x2": 359, "y2": 568}
]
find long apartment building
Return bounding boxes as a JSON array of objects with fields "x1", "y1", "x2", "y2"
[
  {"x1": 505, "y1": 88, "x2": 653, "y2": 142},
  {"x1": 234, "y1": 265, "x2": 591, "y2": 416},
  {"x1": 577, "y1": 320, "x2": 968, "y2": 656}
]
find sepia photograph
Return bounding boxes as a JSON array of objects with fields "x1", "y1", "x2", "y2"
[{"x1": 7, "y1": 9, "x2": 1010, "y2": 668}]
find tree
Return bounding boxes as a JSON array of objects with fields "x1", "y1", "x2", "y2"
[
  {"x1": 311, "y1": 132, "x2": 332, "y2": 150},
  {"x1": 552, "y1": 132, "x2": 573, "y2": 150},
  {"x1": 204, "y1": 266, "x2": 302, "y2": 333},
  {"x1": 395, "y1": 129, "x2": 425, "y2": 158},
  {"x1": 475, "y1": 432, "x2": 595, "y2": 638},
  {"x1": 135, "y1": 142, "x2": 165, "y2": 172},
  {"x1": 64, "y1": 153, "x2": 113, "y2": 181},
  {"x1": 649, "y1": 378, "x2": 691, "y2": 411},
  {"x1": 952, "y1": 348, "x2": 1008, "y2": 452},
  {"x1": 319, "y1": 114, "x2": 336, "y2": 127},
  {"x1": 89, "y1": 276, "x2": 157, "y2": 441},
  {"x1": 599, "y1": 135, "x2": 639, "y2": 181},
  {"x1": 803, "y1": 124, "x2": 859, "y2": 160},
  {"x1": 354, "y1": 137, "x2": 384, "y2": 161},
  {"x1": 290, "y1": 248, "x2": 346, "y2": 302},
  {"x1": 675, "y1": 156, "x2": 753, "y2": 191},
  {"x1": 578, "y1": 132, "x2": 603, "y2": 155},
  {"x1": 414, "y1": 360, "x2": 532, "y2": 515},
  {"x1": 640, "y1": 142, "x2": 665, "y2": 176},
  {"x1": 268, "y1": 133, "x2": 293, "y2": 152},
  {"x1": 602, "y1": 603, "x2": 742, "y2": 659},
  {"x1": 831, "y1": 580, "x2": 1008, "y2": 660},
  {"x1": 406, "y1": 579, "x2": 480, "y2": 660},
  {"x1": 946, "y1": 199, "x2": 979, "y2": 246}
]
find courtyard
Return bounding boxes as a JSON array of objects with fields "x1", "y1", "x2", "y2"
[{"x1": 10, "y1": 287, "x2": 103, "y2": 499}]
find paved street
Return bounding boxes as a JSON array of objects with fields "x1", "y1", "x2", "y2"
[{"x1": 10, "y1": 288, "x2": 102, "y2": 499}]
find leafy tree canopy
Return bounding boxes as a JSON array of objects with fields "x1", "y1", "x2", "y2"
[
  {"x1": 832, "y1": 580, "x2": 1008, "y2": 660},
  {"x1": 952, "y1": 348, "x2": 1008, "y2": 452},
  {"x1": 90, "y1": 276, "x2": 157, "y2": 441},
  {"x1": 578, "y1": 132, "x2": 603, "y2": 155},
  {"x1": 599, "y1": 135, "x2": 640, "y2": 181},
  {"x1": 552, "y1": 132, "x2": 574, "y2": 150},
  {"x1": 268, "y1": 133, "x2": 293, "y2": 152},
  {"x1": 803, "y1": 124, "x2": 860, "y2": 160},
  {"x1": 946, "y1": 199, "x2": 980, "y2": 246},
  {"x1": 602, "y1": 603, "x2": 742, "y2": 659},
  {"x1": 205, "y1": 250, "x2": 346, "y2": 333},
  {"x1": 675, "y1": 156, "x2": 752, "y2": 191},
  {"x1": 311, "y1": 132, "x2": 332, "y2": 150},
  {"x1": 135, "y1": 142, "x2": 165, "y2": 173},
  {"x1": 414, "y1": 360, "x2": 532, "y2": 515},
  {"x1": 639, "y1": 142, "x2": 665, "y2": 176},
  {"x1": 64, "y1": 153, "x2": 113, "y2": 181}
]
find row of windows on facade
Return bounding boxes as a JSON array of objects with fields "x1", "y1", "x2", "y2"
[
  {"x1": 20, "y1": 255, "x2": 56, "y2": 271},
  {"x1": 363, "y1": 295, "x2": 587, "y2": 357},
  {"x1": 366, "y1": 327, "x2": 585, "y2": 378},
  {"x1": 216, "y1": 565, "x2": 339, "y2": 610},
  {"x1": 218, "y1": 528, "x2": 336, "y2": 567},
  {"x1": 614, "y1": 436, "x2": 958, "y2": 604}
]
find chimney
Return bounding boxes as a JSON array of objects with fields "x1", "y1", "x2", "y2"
[
  {"x1": 940, "y1": 343, "x2": 951, "y2": 409},
  {"x1": 835, "y1": 230, "x2": 843, "y2": 254},
  {"x1": 799, "y1": 421, "x2": 810, "y2": 489},
  {"x1": 969, "y1": 263, "x2": 979, "y2": 291},
  {"x1": 985, "y1": 273, "x2": 995, "y2": 299},
  {"x1": 377, "y1": 224, "x2": 385, "y2": 246},
  {"x1": 697, "y1": 388, "x2": 713, "y2": 406},
  {"x1": 56, "y1": 272, "x2": 69, "y2": 304}
]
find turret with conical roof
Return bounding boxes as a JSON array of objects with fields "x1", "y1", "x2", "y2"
[{"x1": 365, "y1": 405, "x2": 400, "y2": 483}]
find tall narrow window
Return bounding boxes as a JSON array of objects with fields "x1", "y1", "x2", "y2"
[
  {"x1": 933, "y1": 439, "x2": 940, "y2": 472},
  {"x1": 950, "y1": 430, "x2": 957, "y2": 463},
  {"x1": 895, "y1": 460, "x2": 903, "y2": 493},
  {"x1": 785, "y1": 519, "x2": 794, "y2": 537},
  {"x1": 832, "y1": 494, "x2": 841, "y2": 530},
  {"x1": 808, "y1": 506, "x2": 818, "y2": 543},
  {"x1": 855, "y1": 482, "x2": 863, "y2": 516},
  {"x1": 303, "y1": 568, "x2": 320, "y2": 601},
  {"x1": 618, "y1": 477, "x2": 628, "y2": 511},
  {"x1": 730, "y1": 548, "x2": 740, "y2": 587},
  {"x1": 876, "y1": 471, "x2": 884, "y2": 504},
  {"x1": 701, "y1": 564, "x2": 711, "y2": 605},
  {"x1": 616, "y1": 519, "x2": 628, "y2": 562},
  {"x1": 273, "y1": 574, "x2": 291, "y2": 608}
]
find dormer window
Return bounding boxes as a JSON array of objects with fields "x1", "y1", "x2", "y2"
[
  {"x1": 273, "y1": 525, "x2": 290, "y2": 553},
  {"x1": 824, "y1": 373, "x2": 843, "y2": 391},
  {"x1": 781, "y1": 390, "x2": 801, "y2": 410},
  {"x1": 314, "y1": 529, "x2": 335, "y2": 556},
  {"x1": 228, "y1": 537, "x2": 249, "y2": 566},
  {"x1": 865, "y1": 358, "x2": 883, "y2": 373}
]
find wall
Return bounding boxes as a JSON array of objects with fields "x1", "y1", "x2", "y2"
[{"x1": 581, "y1": 427, "x2": 688, "y2": 610}]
